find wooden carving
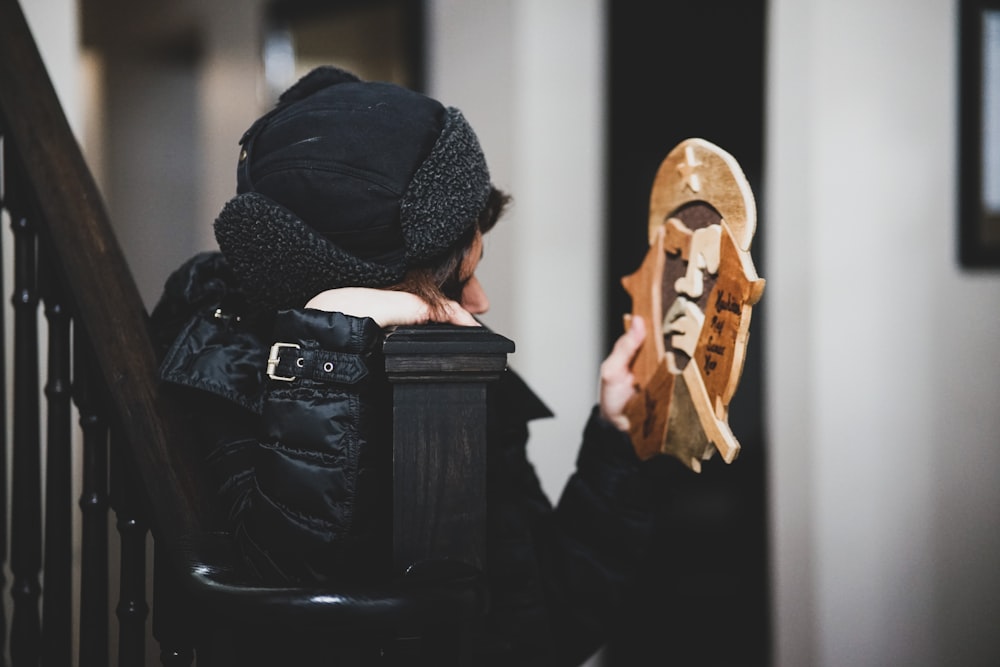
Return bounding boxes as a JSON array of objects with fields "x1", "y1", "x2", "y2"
[{"x1": 621, "y1": 138, "x2": 764, "y2": 471}]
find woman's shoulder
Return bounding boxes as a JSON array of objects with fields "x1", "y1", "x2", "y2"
[
  {"x1": 151, "y1": 252, "x2": 238, "y2": 326},
  {"x1": 150, "y1": 252, "x2": 268, "y2": 412},
  {"x1": 495, "y1": 368, "x2": 554, "y2": 424},
  {"x1": 157, "y1": 307, "x2": 269, "y2": 414}
]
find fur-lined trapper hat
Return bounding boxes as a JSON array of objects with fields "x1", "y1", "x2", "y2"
[{"x1": 213, "y1": 66, "x2": 492, "y2": 311}]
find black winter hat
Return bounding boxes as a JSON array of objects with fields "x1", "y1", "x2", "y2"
[{"x1": 213, "y1": 66, "x2": 492, "y2": 311}]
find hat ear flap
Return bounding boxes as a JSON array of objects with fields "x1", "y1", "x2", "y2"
[
  {"x1": 400, "y1": 108, "x2": 491, "y2": 263},
  {"x1": 214, "y1": 192, "x2": 404, "y2": 312},
  {"x1": 278, "y1": 66, "x2": 360, "y2": 105}
]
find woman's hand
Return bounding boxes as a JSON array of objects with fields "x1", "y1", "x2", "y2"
[
  {"x1": 305, "y1": 287, "x2": 480, "y2": 327},
  {"x1": 598, "y1": 315, "x2": 647, "y2": 432}
]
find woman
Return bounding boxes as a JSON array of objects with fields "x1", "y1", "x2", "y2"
[{"x1": 151, "y1": 66, "x2": 654, "y2": 665}]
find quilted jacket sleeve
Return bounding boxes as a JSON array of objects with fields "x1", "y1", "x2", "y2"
[
  {"x1": 238, "y1": 308, "x2": 393, "y2": 583},
  {"x1": 543, "y1": 410, "x2": 659, "y2": 664},
  {"x1": 483, "y1": 373, "x2": 660, "y2": 667}
]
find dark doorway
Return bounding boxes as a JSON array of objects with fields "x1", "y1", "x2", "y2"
[{"x1": 602, "y1": 2, "x2": 770, "y2": 666}]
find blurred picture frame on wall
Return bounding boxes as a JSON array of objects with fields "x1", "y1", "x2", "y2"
[
  {"x1": 261, "y1": 0, "x2": 424, "y2": 105},
  {"x1": 960, "y1": 0, "x2": 1000, "y2": 268}
]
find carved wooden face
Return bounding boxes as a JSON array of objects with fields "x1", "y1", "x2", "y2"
[
  {"x1": 621, "y1": 138, "x2": 765, "y2": 471},
  {"x1": 661, "y1": 202, "x2": 722, "y2": 372}
]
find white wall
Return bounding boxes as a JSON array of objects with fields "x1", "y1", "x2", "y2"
[
  {"x1": 194, "y1": 0, "x2": 269, "y2": 252},
  {"x1": 767, "y1": 1, "x2": 1000, "y2": 665},
  {"x1": 95, "y1": 0, "x2": 265, "y2": 307},
  {"x1": 20, "y1": 0, "x2": 80, "y2": 134}
]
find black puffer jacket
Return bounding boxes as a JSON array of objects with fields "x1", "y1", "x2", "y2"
[{"x1": 151, "y1": 251, "x2": 660, "y2": 666}]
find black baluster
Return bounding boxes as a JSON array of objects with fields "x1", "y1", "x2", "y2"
[
  {"x1": 0, "y1": 127, "x2": 11, "y2": 667},
  {"x1": 75, "y1": 329, "x2": 110, "y2": 667},
  {"x1": 153, "y1": 542, "x2": 195, "y2": 667},
  {"x1": 111, "y1": 427, "x2": 149, "y2": 666},
  {"x1": 8, "y1": 148, "x2": 42, "y2": 667},
  {"x1": 40, "y1": 241, "x2": 73, "y2": 667}
]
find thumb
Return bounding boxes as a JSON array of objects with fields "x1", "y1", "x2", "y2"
[
  {"x1": 603, "y1": 314, "x2": 647, "y2": 378},
  {"x1": 627, "y1": 314, "x2": 647, "y2": 343},
  {"x1": 618, "y1": 314, "x2": 647, "y2": 362}
]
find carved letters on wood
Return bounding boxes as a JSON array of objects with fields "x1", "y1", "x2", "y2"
[{"x1": 621, "y1": 138, "x2": 765, "y2": 472}]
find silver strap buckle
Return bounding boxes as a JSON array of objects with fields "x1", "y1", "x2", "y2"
[{"x1": 266, "y1": 342, "x2": 301, "y2": 382}]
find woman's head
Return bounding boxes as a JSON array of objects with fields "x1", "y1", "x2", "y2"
[{"x1": 213, "y1": 66, "x2": 505, "y2": 312}]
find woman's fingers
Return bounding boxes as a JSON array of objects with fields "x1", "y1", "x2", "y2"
[
  {"x1": 598, "y1": 315, "x2": 647, "y2": 431},
  {"x1": 439, "y1": 300, "x2": 480, "y2": 327}
]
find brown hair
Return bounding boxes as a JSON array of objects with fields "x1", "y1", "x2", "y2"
[{"x1": 389, "y1": 186, "x2": 510, "y2": 318}]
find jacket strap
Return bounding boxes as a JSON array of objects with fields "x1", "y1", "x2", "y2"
[{"x1": 266, "y1": 342, "x2": 368, "y2": 385}]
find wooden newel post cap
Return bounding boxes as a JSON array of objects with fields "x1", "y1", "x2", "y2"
[{"x1": 383, "y1": 324, "x2": 515, "y2": 381}]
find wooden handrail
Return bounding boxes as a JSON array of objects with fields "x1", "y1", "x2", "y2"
[{"x1": 0, "y1": 0, "x2": 209, "y2": 547}]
